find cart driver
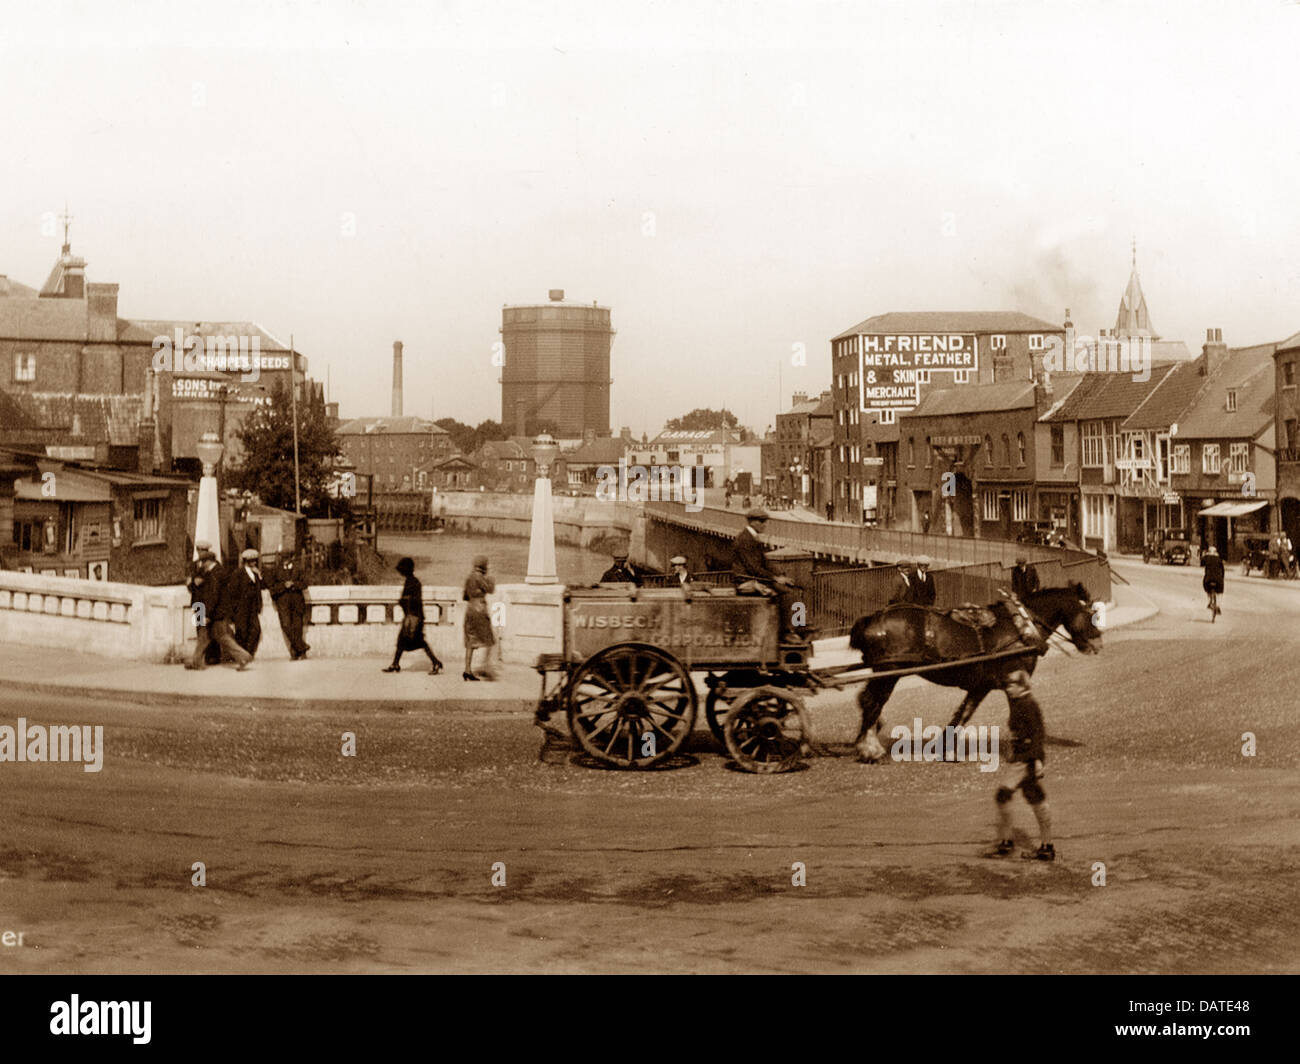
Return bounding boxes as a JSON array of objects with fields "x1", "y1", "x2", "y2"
[{"x1": 730, "y1": 508, "x2": 804, "y2": 643}]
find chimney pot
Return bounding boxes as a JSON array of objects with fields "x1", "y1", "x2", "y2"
[
  {"x1": 1215, "y1": 328, "x2": 1223, "y2": 342},
  {"x1": 548, "y1": 289, "x2": 564, "y2": 302},
  {"x1": 1207, "y1": 328, "x2": 1215, "y2": 342}
]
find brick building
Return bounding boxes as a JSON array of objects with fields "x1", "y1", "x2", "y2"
[
  {"x1": 898, "y1": 380, "x2": 1044, "y2": 539},
  {"x1": 829, "y1": 310, "x2": 1066, "y2": 525},
  {"x1": 336, "y1": 416, "x2": 454, "y2": 492},
  {"x1": 1274, "y1": 330, "x2": 1300, "y2": 551},
  {"x1": 772, "y1": 390, "x2": 832, "y2": 508}
]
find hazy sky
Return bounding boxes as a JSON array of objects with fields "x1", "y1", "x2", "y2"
[{"x1": 4, "y1": 0, "x2": 1299, "y2": 436}]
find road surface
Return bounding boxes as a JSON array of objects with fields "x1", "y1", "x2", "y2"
[{"x1": 1, "y1": 557, "x2": 1297, "y2": 973}]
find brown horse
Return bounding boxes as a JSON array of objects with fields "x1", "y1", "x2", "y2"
[{"x1": 847, "y1": 584, "x2": 1102, "y2": 762}]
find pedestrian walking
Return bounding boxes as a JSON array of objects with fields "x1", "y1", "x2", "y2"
[
  {"x1": 270, "y1": 555, "x2": 310, "y2": 660},
  {"x1": 462, "y1": 555, "x2": 496, "y2": 681},
  {"x1": 382, "y1": 557, "x2": 443, "y2": 674},
  {"x1": 1011, "y1": 555, "x2": 1040, "y2": 600},
  {"x1": 211, "y1": 548, "x2": 260, "y2": 670},
  {"x1": 988, "y1": 669, "x2": 1055, "y2": 861},
  {"x1": 1201, "y1": 544, "x2": 1225, "y2": 620},
  {"x1": 185, "y1": 544, "x2": 224, "y2": 670}
]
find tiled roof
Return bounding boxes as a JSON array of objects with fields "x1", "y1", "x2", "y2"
[
  {"x1": 903, "y1": 380, "x2": 1036, "y2": 418},
  {"x1": 0, "y1": 392, "x2": 144, "y2": 446},
  {"x1": 336, "y1": 416, "x2": 448, "y2": 435},
  {"x1": 1169, "y1": 345, "x2": 1276, "y2": 440},
  {"x1": 1123, "y1": 361, "x2": 1205, "y2": 429},
  {"x1": 0, "y1": 275, "x2": 40, "y2": 299},
  {"x1": 472, "y1": 439, "x2": 528, "y2": 461},
  {"x1": 126, "y1": 320, "x2": 291, "y2": 351},
  {"x1": 1276, "y1": 329, "x2": 1300, "y2": 354},
  {"x1": 564, "y1": 437, "x2": 629, "y2": 464},
  {"x1": 1037, "y1": 365, "x2": 1177, "y2": 423},
  {"x1": 834, "y1": 311, "x2": 1061, "y2": 341}
]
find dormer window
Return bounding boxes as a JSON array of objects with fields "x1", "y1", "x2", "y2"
[{"x1": 1226, "y1": 389, "x2": 1238, "y2": 412}]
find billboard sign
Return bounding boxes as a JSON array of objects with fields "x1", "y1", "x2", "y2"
[{"x1": 858, "y1": 334, "x2": 977, "y2": 411}]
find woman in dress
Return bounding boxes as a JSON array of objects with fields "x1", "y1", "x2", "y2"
[
  {"x1": 382, "y1": 557, "x2": 443, "y2": 674},
  {"x1": 462, "y1": 555, "x2": 496, "y2": 681}
]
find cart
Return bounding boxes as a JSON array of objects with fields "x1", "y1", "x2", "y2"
[{"x1": 534, "y1": 584, "x2": 1039, "y2": 774}]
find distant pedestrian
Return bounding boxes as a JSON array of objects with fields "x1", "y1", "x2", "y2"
[
  {"x1": 270, "y1": 555, "x2": 310, "y2": 660},
  {"x1": 1011, "y1": 555, "x2": 1040, "y2": 600},
  {"x1": 383, "y1": 557, "x2": 443, "y2": 674},
  {"x1": 922, "y1": 510, "x2": 932, "y2": 534},
  {"x1": 1201, "y1": 544, "x2": 1225, "y2": 621},
  {"x1": 462, "y1": 555, "x2": 496, "y2": 681},
  {"x1": 185, "y1": 545, "x2": 223, "y2": 670}
]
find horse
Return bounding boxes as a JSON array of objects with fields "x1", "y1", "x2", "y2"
[{"x1": 846, "y1": 584, "x2": 1102, "y2": 762}]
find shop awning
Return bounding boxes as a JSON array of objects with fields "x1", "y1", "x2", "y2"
[{"x1": 1198, "y1": 500, "x2": 1268, "y2": 517}]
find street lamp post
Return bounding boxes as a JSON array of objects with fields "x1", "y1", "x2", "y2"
[
  {"x1": 526, "y1": 433, "x2": 560, "y2": 585},
  {"x1": 194, "y1": 431, "x2": 225, "y2": 561}
]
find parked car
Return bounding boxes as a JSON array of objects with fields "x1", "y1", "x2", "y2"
[{"x1": 1143, "y1": 528, "x2": 1191, "y2": 565}]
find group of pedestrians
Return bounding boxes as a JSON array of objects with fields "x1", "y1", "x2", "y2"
[
  {"x1": 187, "y1": 544, "x2": 308, "y2": 670},
  {"x1": 382, "y1": 555, "x2": 498, "y2": 681}
]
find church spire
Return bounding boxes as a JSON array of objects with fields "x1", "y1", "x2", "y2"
[{"x1": 1114, "y1": 241, "x2": 1157, "y2": 340}]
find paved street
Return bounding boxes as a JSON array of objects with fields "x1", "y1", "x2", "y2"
[{"x1": 1, "y1": 558, "x2": 1297, "y2": 974}]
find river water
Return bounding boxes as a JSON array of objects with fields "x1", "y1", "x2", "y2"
[{"x1": 377, "y1": 530, "x2": 614, "y2": 587}]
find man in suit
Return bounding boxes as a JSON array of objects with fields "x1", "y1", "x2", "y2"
[
  {"x1": 270, "y1": 555, "x2": 310, "y2": 660},
  {"x1": 215, "y1": 548, "x2": 265, "y2": 665},
  {"x1": 669, "y1": 555, "x2": 692, "y2": 589},
  {"x1": 730, "y1": 508, "x2": 801, "y2": 641},
  {"x1": 912, "y1": 555, "x2": 936, "y2": 606},
  {"x1": 1011, "y1": 555, "x2": 1040, "y2": 600},
  {"x1": 185, "y1": 545, "x2": 224, "y2": 670},
  {"x1": 599, "y1": 551, "x2": 642, "y2": 585}
]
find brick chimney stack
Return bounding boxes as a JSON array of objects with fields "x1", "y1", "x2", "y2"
[
  {"x1": 391, "y1": 340, "x2": 404, "y2": 417},
  {"x1": 1200, "y1": 327, "x2": 1228, "y2": 377}
]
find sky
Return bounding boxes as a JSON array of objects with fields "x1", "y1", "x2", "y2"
[{"x1": 3, "y1": 0, "x2": 1299, "y2": 437}]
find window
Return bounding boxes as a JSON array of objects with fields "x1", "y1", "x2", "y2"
[
  {"x1": 1285, "y1": 361, "x2": 1296, "y2": 387},
  {"x1": 12, "y1": 519, "x2": 40, "y2": 552},
  {"x1": 1286, "y1": 419, "x2": 1298, "y2": 450},
  {"x1": 1001, "y1": 434, "x2": 1011, "y2": 467},
  {"x1": 1202, "y1": 443, "x2": 1221, "y2": 474},
  {"x1": 132, "y1": 498, "x2": 163, "y2": 542},
  {"x1": 1226, "y1": 389, "x2": 1238, "y2": 413},
  {"x1": 953, "y1": 370, "x2": 971, "y2": 384},
  {"x1": 1082, "y1": 422, "x2": 1104, "y2": 467},
  {"x1": 1083, "y1": 495, "x2": 1107, "y2": 539},
  {"x1": 1017, "y1": 432, "x2": 1026, "y2": 466},
  {"x1": 985, "y1": 434, "x2": 994, "y2": 468},
  {"x1": 908, "y1": 437, "x2": 915, "y2": 467},
  {"x1": 990, "y1": 335, "x2": 1007, "y2": 351},
  {"x1": 1012, "y1": 490, "x2": 1030, "y2": 522},
  {"x1": 667, "y1": 450, "x2": 679, "y2": 463},
  {"x1": 1228, "y1": 442, "x2": 1248, "y2": 473},
  {"x1": 1156, "y1": 435, "x2": 1169, "y2": 481},
  {"x1": 1129, "y1": 434, "x2": 1146, "y2": 463},
  {"x1": 1050, "y1": 424, "x2": 1064, "y2": 467},
  {"x1": 13, "y1": 352, "x2": 35, "y2": 382},
  {"x1": 925, "y1": 437, "x2": 932, "y2": 468},
  {"x1": 915, "y1": 370, "x2": 931, "y2": 384},
  {"x1": 879, "y1": 409, "x2": 896, "y2": 425},
  {"x1": 1171, "y1": 443, "x2": 1191, "y2": 475},
  {"x1": 1029, "y1": 335, "x2": 1044, "y2": 350},
  {"x1": 982, "y1": 490, "x2": 1001, "y2": 521}
]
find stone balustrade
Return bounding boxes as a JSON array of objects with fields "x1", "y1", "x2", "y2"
[{"x1": 0, "y1": 570, "x2": 565, "y2": 667}]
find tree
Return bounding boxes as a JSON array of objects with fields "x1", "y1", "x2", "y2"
[
  {"x1": 665, "y1": 408, "x2": 740, "y2": 432},
  {"x1": 436, "y1": 417, "x2": 510, "y2": 455},
  {"x1": 228, "y1": 381, "x2": 341, "y2": 516}
]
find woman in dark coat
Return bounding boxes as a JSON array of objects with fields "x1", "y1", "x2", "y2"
[
  {"x1": 382, "y1": 557, "x2": 443, "y2": 674},
  {"x1": 1201, "y1": 544, "x2": 1225, "y2": 620},
  {"x1": 462, "y1": 555, "x2": 496, "y2": 681}
]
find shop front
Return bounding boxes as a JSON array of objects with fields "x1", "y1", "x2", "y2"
[{"x1": 1195, "y1": 498, "x2": 1270, "y2": 561}]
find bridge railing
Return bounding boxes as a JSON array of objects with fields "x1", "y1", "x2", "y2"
[{"x1": 643, "y1": 500, "x2": 1094, "y2": 568}]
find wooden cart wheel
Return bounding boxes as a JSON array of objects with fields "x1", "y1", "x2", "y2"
[
  {"x1": 705, "y1": 688, "x2": 731, "y2": 748},
  {"x1": 565, "y1": 643, "x2": 696, "y2": 769},
  {"x1": 723, "y1": 686, "x2": 810, "y2": 774}
]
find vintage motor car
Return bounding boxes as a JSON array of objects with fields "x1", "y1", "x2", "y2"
[{"x1": 1143, "y1": 528, "x2": 1191, "y2": 565}]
